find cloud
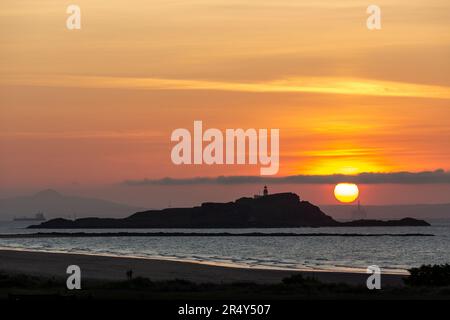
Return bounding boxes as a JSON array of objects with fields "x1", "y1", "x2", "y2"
[
  {"x1": 3, "y1": 74, "x2": 450, "y2": 99},
  {"x1": 0, "y1": 130, "x2": 162, "y2": 140},
  {"x1": 123, "y1": 169, "x2": 450, "y2": 186}
]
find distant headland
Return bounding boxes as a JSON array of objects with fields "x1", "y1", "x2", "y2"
[{"x1": 29, "y1": 190, "x2": 430, "y2": 229}]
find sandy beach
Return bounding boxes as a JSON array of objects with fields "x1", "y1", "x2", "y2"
[{"x1": 0, "y1": 249, "x2": 406, "y2": 286}]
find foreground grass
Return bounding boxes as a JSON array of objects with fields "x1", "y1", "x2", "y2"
[{"x1": 1, "y1": 272, "x2": 450, "y2": 300}]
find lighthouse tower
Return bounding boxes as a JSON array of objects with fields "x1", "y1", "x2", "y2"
[{"x1": 263, "y1": 185, "x2": 269, "y2": 196}]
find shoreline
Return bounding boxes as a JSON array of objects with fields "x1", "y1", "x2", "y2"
[
  {"x1": 0, "y1": 246, "x2": 410, "y2": 275},
  {"x1": 0, "y1": 231, "x2": 434, "y2": 238},
  {"x1": 0, "y1": 248, "x2": 407, "y2": 286}
]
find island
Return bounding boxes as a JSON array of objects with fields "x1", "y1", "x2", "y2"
[{"x1": 29, "y1": 192, "x2": 430, "y2": 229}]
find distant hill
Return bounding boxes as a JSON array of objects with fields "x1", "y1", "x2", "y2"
[
  {"x1": 30, "y1": 192, "x2": 429, "y2": 229},
  {"x1": 0, "y1": 189, "x2": 145, "y2": 220},
  {"x1": 322, "y1": 204, "x2": 450, "y2": 221}
]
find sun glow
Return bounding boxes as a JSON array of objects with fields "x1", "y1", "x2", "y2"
[{"x1": 334, "y1": 183, "x2": 359, "y2": 203}]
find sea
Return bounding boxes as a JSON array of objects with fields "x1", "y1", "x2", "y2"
[{"x1": 1, "y1": 220, "x2": 449, "y2": 274}]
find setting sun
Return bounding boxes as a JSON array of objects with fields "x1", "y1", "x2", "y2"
[{"x1": 334, "y1": 183, "x2": 359, "y2": 203}]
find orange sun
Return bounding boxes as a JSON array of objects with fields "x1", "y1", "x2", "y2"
[{"x1": 334, "y1": 183, "x2": 359, "y2": 203}]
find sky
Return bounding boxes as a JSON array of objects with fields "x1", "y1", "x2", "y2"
[{"x1": 0, "y1": 0, "x2": 449, "y2": 208}]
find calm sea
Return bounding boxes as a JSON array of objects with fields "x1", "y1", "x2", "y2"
[{"x1": 1, "y1": 220, "x2": 449, "y2": 274}]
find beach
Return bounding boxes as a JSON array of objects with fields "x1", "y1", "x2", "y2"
[{"x1": 0, "y1": 249, "x2": 405, "y2": 286}]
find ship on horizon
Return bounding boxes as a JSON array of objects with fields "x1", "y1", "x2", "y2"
[
  {"x1": 351, "y1": 201, "x2": 367, "y2": 220},
  {"x1": 13, "y1": 212, "x2": 46, "y2": 222}
]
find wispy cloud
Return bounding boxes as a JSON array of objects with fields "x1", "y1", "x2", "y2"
[
  {"x1": 123, "y1": 169, "x2": 450, "y2": 186},
  {"x1": 0, "y1": 130, "x2": 162, "y2": 140},
  {"x1": 3, "y1": 74, "x2": 450, "y2": 99}
]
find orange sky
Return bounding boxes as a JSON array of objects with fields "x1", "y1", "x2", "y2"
[{"x1": 1, "y1": 0, "x2": 449, "y2": 205}]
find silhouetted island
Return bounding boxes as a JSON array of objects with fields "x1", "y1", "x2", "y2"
[{"x1": 29, "y1": 192, "x2": 430, "y2": 229}]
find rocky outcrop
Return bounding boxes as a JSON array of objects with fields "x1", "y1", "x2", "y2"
[{"x1": 29, "y1": 193, "x2": 430, "y2": 229}]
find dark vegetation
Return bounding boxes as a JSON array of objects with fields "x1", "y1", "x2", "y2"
[
  {"x1": 1, "y1": 264, "x2": 450, "y2": 300},
  {"x1": 404, "y1": 264, "x2": 450, "y2": 287}
]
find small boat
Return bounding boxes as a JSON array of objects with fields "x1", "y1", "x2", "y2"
[{"x1": 13, "y1": 212, "x2": 46, "y2": 222}]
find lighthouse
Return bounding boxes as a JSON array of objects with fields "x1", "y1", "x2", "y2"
[{"x1": 253, "y1": 186, "x2": 269, "y2": 199}]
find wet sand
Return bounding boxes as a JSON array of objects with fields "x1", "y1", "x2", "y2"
[{"x1": 0, "y1": 249, "x2": 406, "y2": 286}]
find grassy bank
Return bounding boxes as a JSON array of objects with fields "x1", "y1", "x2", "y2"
[{"x1": 1, "y1": 271, "x2": 450, "y2": 300}]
